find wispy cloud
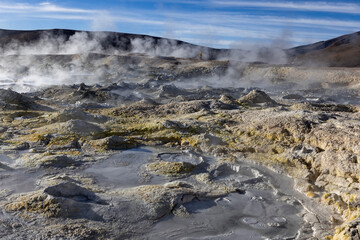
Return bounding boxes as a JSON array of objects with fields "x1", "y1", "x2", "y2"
[
  {"x1": 0, "y1": 2, "x2": 96, "y2": 13},
  {"x1": 153, "y1": 10, "x2": 358, "y2": 46},
  {"x1": 37, "y1": 2, "x2": 96, "y2": 13},
  {"x1": 211, "y1": 1, "x2": 360, "y2": 14},
  {"x1": 34, "y1": 13, "x2": 164, "y2": 25},
  {"x1": 160, "y1": 11, "x2": 360, "y2": 31},
  {"x1": 179, "y1": 37, "x2": 235, "y2": 47},
  {"x1": 266, "y1": 17, "x2": 360, "y2": 29},
  {"x1": 0, "y1": 2, "x2": 164, "y2": 25}
]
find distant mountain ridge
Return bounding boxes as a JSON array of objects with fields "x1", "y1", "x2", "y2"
[
  {"x1": 0, "y1": 29, "x2": 191, "y2": 51},
  {"x1": 0, "y1": 28, "x2": 359, "y2": 67},
  {"x1": 0, "y1": 29, "x2": 227, "y2": 60},
  {"x1": 287, "y1": 31, "x2": 360, "y2": 67}
]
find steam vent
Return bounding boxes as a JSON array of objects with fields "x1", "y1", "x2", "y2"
[{"x1": 0, "y1": 29, "x2": 360, "y2": 239}]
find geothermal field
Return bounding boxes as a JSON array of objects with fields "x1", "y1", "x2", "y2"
[{"x1": 0, "y1": 29, "x2": 359, "y2": 239}]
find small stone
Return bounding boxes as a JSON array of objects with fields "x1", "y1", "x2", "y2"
[
  {"x1": 237, "y1": 90, "x2": 278, "y2": 106},
  {"x1": 12, "y1": 142, "x2": 30, "y2": 150},
  {"x1": 38, "y1": 155, "x2": 80, "y2": 168},
  {"x1": 147, "y1": 161, "x2": 195, "y2": 176},
  {"x1": 243, "y1": 217, "x2": 258, "y2": 224},
  {"x1": 304, "y1": 213, "x2": 319, "y2": 224},
  {"x1": 172, "y1": 205, "x2": 190, "y2": 217},
  {"x1": 195, "y1": 173, "x2": 212, "y2": 184}
]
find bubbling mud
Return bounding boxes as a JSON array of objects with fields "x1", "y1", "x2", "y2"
[
  {"x1": 80, "y1": 147, "x2": 306, "y2": 239},
  {"x1": 83, "y1": 148, "x2": 166, "y2": 188},
  {"x1": 145, "y1": 149, "x2": 305, "y2": 239}
]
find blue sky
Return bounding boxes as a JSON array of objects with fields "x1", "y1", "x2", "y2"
[{"x1": 0, "y1": 0, "x2": 359, "y2": 48}]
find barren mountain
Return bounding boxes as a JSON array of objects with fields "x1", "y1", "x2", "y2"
[
  {"x1": 1, "y1": 28, "x2": 359, "y2": 67},
  {"x1": 0, "y1": 28, "x2": 228, "y2": 59},
  {"x1": 287, "y1": 31, "x2": 360, "y2": 67}
]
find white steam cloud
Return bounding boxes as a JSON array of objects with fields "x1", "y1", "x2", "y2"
[
  {"x1": 0, "y1": 32, "x2": 105, "y2": 55},
  {"x1": 0, "y1": 29, "x2": 335, "y2": 94},
  {"x1": 91, "y1": 11, "x2": 118, "y2": 32}
]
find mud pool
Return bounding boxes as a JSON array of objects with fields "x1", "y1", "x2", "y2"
[
  {"x1": 0, "y1": 147, "x2": 312, "y2": 239},
  {"x1": 82, "y1": 147, "x2": 306, "y2": 239}
]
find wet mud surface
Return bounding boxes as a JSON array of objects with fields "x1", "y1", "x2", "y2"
[{"x1": 0, "y1": 147, "x2": 311, "y2": 239}]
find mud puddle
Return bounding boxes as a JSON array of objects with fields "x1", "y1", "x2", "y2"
[
  {"x1": 149, "y1": 191, "x2": 302, "y2": 239},
  {"x1": 148, "y1": 161, "x2": 305, "y2": 240},
  {"x1": 83, "y1": 147, "x2": 209, "y2": 189},
  {"x1": 0, "y1": 147, "x2": 313, "y2": 239},
  {"x1": 83, "y1": 147, "x2": 161, "y2": 188},
  {"x1": 84, "y1": 147, "x2": 306, "y2": 239}
]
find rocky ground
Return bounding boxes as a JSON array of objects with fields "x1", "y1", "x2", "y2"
[{"x1": 0, "y1": 54, "x2": 360, "y2": 239}]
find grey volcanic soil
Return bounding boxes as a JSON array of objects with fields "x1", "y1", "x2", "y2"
[
  {"x1": 0, "y1": 51, "x2": 359, "y2": 239},
  {"x1": 0, "y1": 147, "x2": 309, "y2": 239}
]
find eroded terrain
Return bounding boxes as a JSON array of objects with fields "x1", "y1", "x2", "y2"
[{"x1": 0, "y1": 53, "x2": 360, "y2": 239}]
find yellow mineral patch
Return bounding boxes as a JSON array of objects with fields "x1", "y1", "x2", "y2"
[
  {"x1": 6, "y1": 192, "x2": 61, "y2": 217},
  {"x1": 306, "y1": 191, "x2": 316, "y2": 198},
  {"x1": 48, "y1": 135, "x2": 78, "y2": 146},
  {"x1": 147, "y1": 161, "x2": 195, "y2": 175}
]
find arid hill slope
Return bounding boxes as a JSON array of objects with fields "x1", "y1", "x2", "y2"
[
  {"x1": 0, "y1": 29, "x2": 227, "y2": 59},
  {"x1": 287, "y1": 31, "x2": 360, "y2": 67},
  {"x1": 1, "y1": 28, "x2": 359, "y2": 67}
]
